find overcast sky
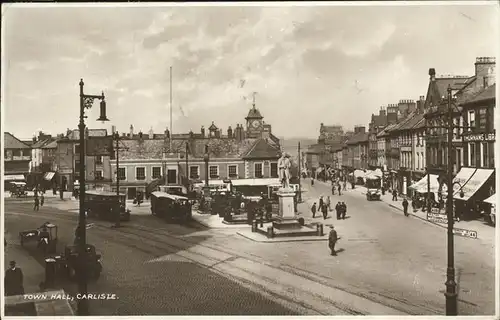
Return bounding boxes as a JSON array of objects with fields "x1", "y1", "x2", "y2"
[{"x1": 2, "y1": 2, "x2": 497, "y2": 140}]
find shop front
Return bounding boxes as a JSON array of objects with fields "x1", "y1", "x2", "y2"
[{"x1": 453, "y1": 167, "x2": 495, "y2": 220}]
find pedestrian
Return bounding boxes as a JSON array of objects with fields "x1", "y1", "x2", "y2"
[
  {"x1": 402, "y1": 198, "x2": 409, "y2": 216},
  {"x1": 331, "y1": 185, "x2": 335, "y2": 195},
  {"x1": 319, "y1": 196, "x2": 324, "y2": 211},
  {"x1": 5, "y1": 261, "x2": 24, "y2": 296},
  {"x1": 335, "y1": 202, "x2": 341, "y2": 220},
  {"x1": 311, "y1": 202, "x2": 317, "y2": 218},
  {"x1": 40, "y1": 193, "x2": 45, "y2": 207},
  {"x1": 322, "y1": 203, "x2": 328, "y2": 220},
  {"x1": 326, "y1": 196, "x2": 331, "y2": 211},
  {"x1": 338, "y1": 184, "x2": 342, "y2": 196},
  {"x1": 392, "y1": 189, "x2": 398, "y2": 201},
  {"x1": 311, "y1": 178, "x2": 315, "y2": 186},
  {"x1": 341, "y1": 202, "x2": 347, "y2": 219},
  {"x1": 328, "y1": 226, "x2": 339, "y2": 256},
  {"x1": 33, "y1": 196, "x2": 40, "y2": 211}
]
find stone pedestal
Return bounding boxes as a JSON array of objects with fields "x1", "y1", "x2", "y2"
[
  {"x1": 277, "y1": 187, "x2": 296, "y2": 219},
  {"x1": 273, "y1": 187, "x2": 301, "y2": 230}
]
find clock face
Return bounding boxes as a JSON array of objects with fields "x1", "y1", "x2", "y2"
[{"x1": 252, "y1": 120, "x2": 260, "y2": 128}]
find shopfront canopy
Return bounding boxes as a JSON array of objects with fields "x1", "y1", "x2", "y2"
[
  {"x1": 365, "y1": 169, "x2": 383, "y2": 180},
  {"x1": 483, "y1": 194, "x2": 496, "y2": 205},
  {"x1": 44, "y1": 172, "x2": 55, "y2": 181},
  {"x1": 454, "y1": 168, "x2": 494, "y2": 201},
  {"x1": 353, "y1": 170, "x2": 365, "y2": 178},
  {"x1": 230, "y1": 178, "x2": 280, "y2": 187},
  {"x1": 409, "y1": 174, "x2": 447, "y2": 193},
  {"x1": 4, "y1": 174, "x2": 26, "y2": 181}
]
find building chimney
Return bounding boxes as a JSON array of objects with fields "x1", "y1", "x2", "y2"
[
  {"x1": 201, "y1": 126, "x2": 205, "y2": 138},
  {"x1": 379, "y1": 107, "x2": 386, "y2": 117},
  {"x1": 227, "y1": 126, "x2": 233, "y2": 138},
  {"x1": 189, "y1": 130, "x2": 194, "y2": 139},
  {"x1": 129, "y1": 125, "x2": 134, "y2": 137},
  {"x1": 148, "y1": 127, "x2": 154, "y2": 139},
  {"x1": 215, "y1": 129, "x2": 221, "y2": 138},
  {"x1": 429, "y1": 68, "x2": 436, "y2": 81},
  {"x1": 138, "y1": 131, "x2": 143, "y2": 140},
  {"x1": 165, "y1": 128, "x2": 170, "y2": 139},
  {"x1": 32, "y1": 135, "x2": 37, "y2": 143}
]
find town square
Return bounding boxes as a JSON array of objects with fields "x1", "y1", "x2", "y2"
[{"x1": 1, "y1": 2, "x2": 498, "y2": 317}]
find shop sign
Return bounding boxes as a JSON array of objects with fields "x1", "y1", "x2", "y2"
[
  {"x1": 427, "y1": 211, "x2": 448, "y2": 224},
  {"x1": 463, "y1": 133, "x2": 495, "y2": 142},
  {"x1": 452, "y1": 228, "x2": 477, "y2": 239}
]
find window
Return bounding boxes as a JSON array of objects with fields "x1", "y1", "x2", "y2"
[
  {"x1": 481, "y1": 142, "x2": 488, "y2": 168},
  {"x1": 453, "y1": 117, "x2": 459, "y2": 139},
  {"x1": 489, "y1": 142, "x2": 495, "y2": 168},
  {"x1": 95, "y1": 170, "x2": 103, "y2": 180},
  {"x1": 136, "y1": 167, "x2": 146, "y2": 180},
  {"x1": 189, "y1": 166, "x2": 199, "y2": 179},
  {"x1": 152, "y1": 166, "x2": 162, "y2": 179},
  {"x1": 468, "y1": 110, "x2": 475, "y2": 131},
  {"x1": 478, "y1": 108, "x2": 487, "y2": 130},
  {"x1": 456, "y1": 149, "x2": 462, "y2": 171},
  {"x1": 469, "y1": 143, "x2": 476, "y2": 167},
  {"x1": 209, "y1": 165, "x2": 219, "y2": 179},
  {"x1": 13, "y1": 149, "x2": 21, "y2": 157},
  {"x1": 458, "y1": 116, "x2": 464, "y2": 136},
  {"x1": 118, "y1": 168, "x2": 126, "y2": 180},
  {"x1": 270, "y1": 162, "x2": 278, "y2": 178},
  {"x1": 75, "y1": 144, "x2": 81, "y2": 154},
  {"x1": 228, "y1": 165, "x2": 238, "y2": 178},
  {"x1": 254, "y1": 163, "x2": 263, "y2": 178},
  {"x1": 74, "y1": 160, "x2": 81, "y2": 172},
  {"x1": 95, "y1": 156, "x2": 103, "y2": 164}
]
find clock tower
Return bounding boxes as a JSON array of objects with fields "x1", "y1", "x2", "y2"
[{"x1": 245, "y1": 93, "x2": 264, "y2": 138}]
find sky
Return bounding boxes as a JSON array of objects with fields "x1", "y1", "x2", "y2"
[{"x1": 2, "y1": 2, "x2": 498, "y2": 140}]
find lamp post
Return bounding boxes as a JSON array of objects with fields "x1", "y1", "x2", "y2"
[
  {"x1": 185, "y1": 142, "x2": 189, "y2": 187},
  {"x1": 113, "y1": 131, "x2": 122, "y2": 228},
  {"x1": 78, "y1": 79, "x2": 108, "y2": 315},
  {"x1": 203, "y1": 145, "x2": 209, "y2": 196},
  {"x1": 297, "y1": 142, "x2": 302, "y2": 203}
]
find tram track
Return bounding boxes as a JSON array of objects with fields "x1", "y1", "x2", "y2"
[{"x1": 6, "y1": 209, "x2": 439, "y2": 315}]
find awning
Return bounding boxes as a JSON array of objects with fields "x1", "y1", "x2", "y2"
[
  {"x1": 409, "y1": 174, "x2": 447, "y2": 193},
  {"x1": 4, "y1": 174, "x2": 26, "y2": 181},
  {"x1": 44, "y1": 172, "x2": 55, "y2": 181},
  {"x1": 353, "y1": 170, "x2": 365, "y2": 178},
  {"x1": 231, "y1": 178, "x2": 280, "y2": 187},
  {"x1": 484, "y1": 194, "x2": 496, "y2": 205},
  {"x1": 454, "y1": 168, "x2": 494, "y2": 200}
]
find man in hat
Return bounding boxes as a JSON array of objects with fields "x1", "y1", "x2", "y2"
[
  {"x1": 328, "y1": 226, "x2": 339, "y2": 256},
  {"x1": 5, "y1": 261, "x2": 24, "y2": 296}
]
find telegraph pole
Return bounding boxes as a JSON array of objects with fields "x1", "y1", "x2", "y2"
[
  {"x1": 169, "y1": 66, "x2": 173, "y2": 153},
  {"x1": 114, "y1": 131, "x2": 121, "y2": 228}
]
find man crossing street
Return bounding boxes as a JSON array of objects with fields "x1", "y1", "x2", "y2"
[
  {"x1": 328, "y1": 226, "x2": 339, "y2": 256},
  {"x1": 402, "y1": 198, "x2": 409, "y2": 216}
]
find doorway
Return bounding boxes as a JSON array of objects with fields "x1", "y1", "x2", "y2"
[
  {"x1": 167, "y1": 169, "x2": 177, "y2": 184},
  {"x1": 127, "y1": 187, "x2": 136, "y2": 200}
]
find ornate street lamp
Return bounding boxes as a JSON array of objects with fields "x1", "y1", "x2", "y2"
[{"x1": 78, "y1": 79, "x2": 108, "y2": 315}]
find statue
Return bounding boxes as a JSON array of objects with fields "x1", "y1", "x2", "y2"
[{"x1": 278, "y1": 152, "x2": 292, "y2": 189}]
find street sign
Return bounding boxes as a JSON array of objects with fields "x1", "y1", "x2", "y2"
[
  {"x1": 453, "y1": 228, "x2": 477, "y2": 239},
  {"x1": 427, "y1": 212, "x2": 448, "y2": 224}
]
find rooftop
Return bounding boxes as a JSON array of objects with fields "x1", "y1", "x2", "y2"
[{"x1": 4, "y1": 132, "x2": 32, "y2": 149}]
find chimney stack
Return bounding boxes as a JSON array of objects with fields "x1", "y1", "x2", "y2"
[
  {"x1": 148, "y1": 127, "x2": 154, "y2": 139},
  {"x1": 227, "y1": 126, "x2": 233, "y2": 138},
  {"x1": 201, "y1": 126, "x2": 205, "y2": 138},
  {"x1": 111, "y1": 125, "x2": 116, "y2": 135},
  {"x1": 129, "y1": 125, "x2": 134, "y2": 137}
]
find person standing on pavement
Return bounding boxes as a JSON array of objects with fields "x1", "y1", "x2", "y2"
[
  {"x1": 311, "y1": 202, "x2": 317, "y2": 218},
  {"x1": 5, "y1": 261, "x2": 24, "y2": 296},
  {"x1": 328, "y1": 226, "x2": 339, "y2": 256},
  {"x1": 343, "y1": 180, "x2": 347, "y2": 191},
  {"x1": 33, "y1": 196, "x2": 40, "y2": 211},
  {"x1": 322, "y1": 203, "x2": 328, "y2": 220},
  {"x1": 331, "y1": 184, "x2": 335, "y2": 195},
  {"x1": 338, "y1": 183, "x2": 342, "y2": 196},
  {"x1": 319, "y1": 196, "x2": 324, "y2": 212},
  {"x1": 335, "y1": 202, "x2": 341, "y2": 220},
  {"x1": 326, "y1": 196, "x2": 331, "y2": 211},
  {"x1": 311, "y1": 177, "x2": 315, "y2": 186},
  {"x1": 40, "y1": 193, "x2": 45, "y2": 207},
  {"x1": 341, "y1": 202, "x2": 347, "y2": 219},
  {"x1": 402, "y1": 198, "x2": 409, "y2": 216},
  {"x1": 392, "y1": 189, "x2": 398, "y2": 201}
]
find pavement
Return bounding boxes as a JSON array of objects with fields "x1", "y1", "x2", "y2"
[
  {"x1": 4, "y1": 231, "x2": 45, "y2": 294},
  {"x1": 5, "y1": 181, "x2": 495, "y2": 316}
]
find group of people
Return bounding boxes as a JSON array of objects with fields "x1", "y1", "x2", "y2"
[
  {"x1": 33, "y1": 192, "x2": 45, "y2": 211},
  {"x1": 310, "y1": 195, "x2": 331, "y2": 220}
]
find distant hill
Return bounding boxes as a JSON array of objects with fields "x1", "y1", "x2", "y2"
[{"x1": 279, "y1": 137, "x2": 317, "y2": 160}]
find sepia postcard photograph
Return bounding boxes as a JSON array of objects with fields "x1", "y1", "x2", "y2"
[{"x1": 1, "y1": 1, "x2": 498, "y2": 318}]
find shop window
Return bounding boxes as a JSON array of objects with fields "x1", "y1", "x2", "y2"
[
  {"x1": 254, "y1": 163, "x2": 263, "y2": 178},
  {"x1": 189, "y1": 166, "x2": 199, "y2": 179},
  {"x1": 228, "y1": 165, "x2": 238, "y2": 178},
  {"x1": 95, "y1": 156, "x2": 103, "y2": 164},
  {"x1": 481, "y1": 142, "x2": 488, "y2": 168},
  {"x1": 118, "y1": 168, "x2": 126, "y2": 180},
  {"x1": 95, "y1": 170, "x2": 103, "y2": 180},
  {"x1": 152, "y1": 167, "x2": 162, "y2": 179},
  {"x1": 468, "y1": 110, "x2": 475, "y2": 131}
]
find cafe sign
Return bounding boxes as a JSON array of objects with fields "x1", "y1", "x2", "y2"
[{"x1": 463, "y1": 133, "x2": 495, "y2": 142}]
